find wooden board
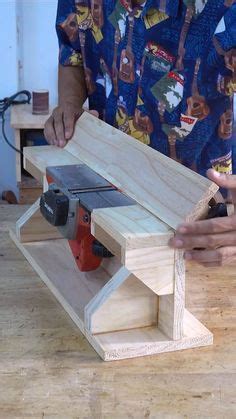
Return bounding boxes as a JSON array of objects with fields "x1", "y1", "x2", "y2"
[
  {"x1": 18, "y1": 175, "x2": 42, "y2": 204},
  {"x1": 23, "y1": 145, "x2": 81, "y2": 181},
  {"x1": 92, "y1": 205, "x2": 174, "y2": 249}
]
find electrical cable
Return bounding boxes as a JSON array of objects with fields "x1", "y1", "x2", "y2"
[{"x1": 0, "y1": 90, "x2": 31, "y2": 154}]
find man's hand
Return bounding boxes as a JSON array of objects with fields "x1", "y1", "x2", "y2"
[
  {"x1": 44, "y1": 103, "x2": 81, "y2": 148},
  {"x1": 44, "y1": 104, "x2": 99, "y2": 148},
  {"x1": 169, "y1": 169, "x2": 236, "y2": 267}
]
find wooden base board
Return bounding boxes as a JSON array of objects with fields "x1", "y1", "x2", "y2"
[{"x1": 10, "y1": 230, "x2": 213, "y2": 361}]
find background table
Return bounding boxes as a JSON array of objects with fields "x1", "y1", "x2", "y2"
[
  {"x1": 10, "y1": 104, "x2": 52, "y2": 204},
  {"x1": 0, "y1": 205, "x2": 235, "y2": 418}
]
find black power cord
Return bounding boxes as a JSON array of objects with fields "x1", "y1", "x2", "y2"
[{"x1": 0, "y1": 90, "x2": 31, "y2": 154}]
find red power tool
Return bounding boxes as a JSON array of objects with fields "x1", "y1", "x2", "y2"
[{"x1": 40, "y1": 164, "x2": 135, "y2": 272}]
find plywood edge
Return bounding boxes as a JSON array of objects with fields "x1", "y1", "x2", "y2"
[{"x1": 84, "y1": 266, "x2": 130, "y2": 331}]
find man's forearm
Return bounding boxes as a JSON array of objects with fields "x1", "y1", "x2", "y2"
[{"x1": 58, "y1": 64, "x2": 87, "y2": 110}]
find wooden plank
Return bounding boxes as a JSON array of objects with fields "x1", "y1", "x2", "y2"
[
  {"x1": 158, "y1": 250, "x2": 185, "y2": 340},
  {"x1": 16, "y1": 199, "x2": 62, "y2": 243},
  {"x1": 64, "y1": 112, "x2": 218, "y2": 229},
  {"x1": 23, "y1": 159, "x2": 45, "y2": 184},
  {"x1": 18, "y1": 175, "x2": 42, "y2": 204},
  {"x1": 15, "y1": 129, "x2": 21, "y2": 182},
  {"x1": 23, "y1": 145, "x2": 82, "y2": 178},
  {"x1": 92, "y1": 205, "x2": 174, "y2": 249},
  {"x1": 11, "y1": 104, "x2": 53, "y2": 129}
]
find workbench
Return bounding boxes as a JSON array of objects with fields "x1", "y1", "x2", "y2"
[
  {"x1": 0, "y1": 204, "x2": 235, "y2": 418},
  {"x1": 10, "y1": 104, "x2": 52, "y2": 204}
]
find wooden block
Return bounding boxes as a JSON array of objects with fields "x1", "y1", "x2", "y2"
[
  {"x1": 11, "y1": 104, "x2": 53, "y2": 129},
  {"x1": 85, "y1": 267, "x2": 158, "y2": 334},
  {"x1": 23, "y1": 159, "x2": 45, "y2": 184},
  {"x1": 16, "y1": 199, "x2": 62, "y2": 243},
  {"x1": 18, "y1": 176, "x2": 43, "y2": 204},
  {"x1": 23, "y1": 145, "x2": 82, "y2": 178},
  {"x1": 124, "y1": 246, "x2": 175, "y2": 295},
  {"x1": 65, "y1": 112, "x2": 218, "y2": 229}
]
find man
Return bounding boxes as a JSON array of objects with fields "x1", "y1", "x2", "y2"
[{"x1": 44, "y1": 0, "x2": 236, "y2": 266}]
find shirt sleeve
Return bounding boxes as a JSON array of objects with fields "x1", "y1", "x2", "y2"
[{"x1": 56, "y1": 0, "x2": 83, "y2": 67}]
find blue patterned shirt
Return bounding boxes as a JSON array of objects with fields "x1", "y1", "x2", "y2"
[{"x1": 56, "y1": 0, "x2": 236, "y2": 183}]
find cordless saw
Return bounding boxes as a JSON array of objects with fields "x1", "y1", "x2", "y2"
[{"x1": 40, "y1": 164, "x2": 135, "y2": 272}]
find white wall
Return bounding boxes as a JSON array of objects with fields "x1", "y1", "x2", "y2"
[
  {"x1": 0, "y1": 0, "x2": 58, "y2": 197},
  {"x1": 0, "y1": 0, "x2": 19, "y2": 196},
  {"x1": 18, "y1": 0, "x2": 58, "y2": 106}
]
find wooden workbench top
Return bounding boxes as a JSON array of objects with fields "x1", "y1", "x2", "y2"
[
  {"x1": 0, "y1": 205, "x2": 235, "y2": 418},
  {"x1": 11, "y1": 104, "x2": 53, "y2": 129}
]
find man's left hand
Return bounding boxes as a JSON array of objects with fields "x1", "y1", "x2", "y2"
[{"x1": 169, "y1": 169, "x2": 236, "y2": 267}]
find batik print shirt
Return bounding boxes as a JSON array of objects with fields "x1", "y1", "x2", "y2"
[{"x1": 56, "y1": 0, "x2": 236, "y2": 179}]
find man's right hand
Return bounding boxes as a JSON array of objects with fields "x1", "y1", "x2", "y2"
[{"x1": 44, "y1": 103, "x2": 81, "y2": 148}]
